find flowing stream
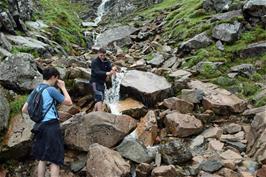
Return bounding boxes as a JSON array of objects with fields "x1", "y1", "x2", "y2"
[
  {"x1": 82, "y1": 0, "x2": 111, "y2": 27},
  {"x1": 104, "y1": 68, "x2": 127, "y2": 115}
]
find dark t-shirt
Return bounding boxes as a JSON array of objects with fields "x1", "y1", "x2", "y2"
[{"x1": 90, "y1": 57, "x2": 112, "y2": 85}]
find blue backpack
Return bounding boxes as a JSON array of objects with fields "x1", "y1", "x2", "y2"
[{"x1": 27, "y1": 85, "x2": 54, "y2": 123}]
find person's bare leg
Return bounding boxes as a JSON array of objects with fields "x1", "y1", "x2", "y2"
[
  {"x1": 50, "y1": 163, "x2": 60, "y2": 177},
  {"x1": 37, "y1": 161, "x2": 46, "y2": 177},
  {"x1": 95, "y1": 101, "x2": 104, "y2": 112}
]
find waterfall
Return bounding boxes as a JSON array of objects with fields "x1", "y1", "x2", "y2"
[
  {"x1": 104, "y1": 68, "x2": 127, "y2": 115},
  {"x1": 82, "y1": 0, "x2": 111, "y2": 27}
]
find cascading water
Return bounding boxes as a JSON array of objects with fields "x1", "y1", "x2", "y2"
[
  {"x1": 82, "y1": 0, "x2": 111, "y2": 27},
  {"x1": 104, "y1": 67, "x2": 127, "y2": 115}
]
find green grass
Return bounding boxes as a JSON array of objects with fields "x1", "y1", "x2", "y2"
[
  {"x1": 36, "y1": 0, "x2": 86, "y2": 53},
  {"x1": 9, "y1": 95, "x2": 27, "y2": 118},
  {"x1": 11, "y1": 46, "x2": 40, "y2": 58}
]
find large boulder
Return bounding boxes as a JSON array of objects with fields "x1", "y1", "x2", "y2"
[
  {"x1": 239, "y1": 41, "x2": 266, "y2": 58},
  {"x1": 164, "y1": 111, "x2": 203, "y2": 137},
  {"x1": 188, "y1": 80, "x2": 247, "y2": 114},
  {"x1": 121, "y1": 70, "x2": 172, "y2": 107},
  {"x1": 151, "y1": 165, "x2": 178, "y2": 177},
  {"x1": 247, "y1": 112, "x2": 266, "y2": 164},
  {"x1": 5, "y1": 35, "x2": 49, "y2": 53},
  {"x1": 203, "y1": 0, "x2": 232, "y2": 12},
  {"x1": 0, "y1": 114, "x2": 34, "y2": 160},
  {"x1": 93, "y1": 26, "x2": 138, "y2": 48},
  {"x1": 63, "y1": 112, "x2": 137, "y2": 151},
  {"x1": 0, "y1": 33, "x2": 12, "y2": 51},
  {"x1": 0, "y1": 94, "x2": 9, "y2": 133},
  {"x1": 212, "y1": 22, "x2": 241, "y2": 42},
  {"x1": 180, "y1": 32, "x2": 212, "y2": 53},
  {"x1": 243, "y1": 0, "x2": 266, "y2": 19},
  {"x1": 86, "y1": 143, "x2": 130, "y2": 177},
  {"x1": 0, "y1": 53, "x2": 42, "y2": 93}
]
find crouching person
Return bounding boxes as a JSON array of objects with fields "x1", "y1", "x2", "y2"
[{"x1": 22, "y1": 67, "x2": 72, "y2": 177}]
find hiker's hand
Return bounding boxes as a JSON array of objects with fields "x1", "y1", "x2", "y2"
[
  {"x1": 106, "y1": 70, "x2": 116, "y2": 76},
  {"x1": 112, "y1": 66, "x2": 118, "y2": 72},
  {"x1": 57, "y1": 80, "x2": 65, "y2": 89}
]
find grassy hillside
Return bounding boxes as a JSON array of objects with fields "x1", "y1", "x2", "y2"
[{"x1": 138, "y1": 0, "x2": 266, "y2": 106}]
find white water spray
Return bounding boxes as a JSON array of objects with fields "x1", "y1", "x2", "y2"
[
  {"x1": 104, "y1": 68, "x2": 127, "y2": 115},
  {"x1": 82, "y1": 0, "x2": 111, "y2": 27}
]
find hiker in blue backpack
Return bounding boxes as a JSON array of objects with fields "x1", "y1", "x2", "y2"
[{"x1": 22, "y1": 67, "x2": 72, "y2": 177}]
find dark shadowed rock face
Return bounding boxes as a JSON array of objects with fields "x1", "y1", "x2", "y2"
[
  {"x1": 239, "y1": 41, "x2": 266, "y2": 58},
  {"x1": 203, "y1": 0, "x2": 232, "y2": 12},
  {"x1": 160, "y1": 140, "x2": 192, "y2": 165},
  {"x1": 243, "y1": 0, "x2": 266, "y2": 18},
  {"x1": 0, "y1": 94, "x2": 9, "y2": 133},
  {"x1": 0, "y1": 53, "x2": 42, "y2": 93},
  {"x1": 63, "y1": 112, "x2": 137, "y2": 151},
  {"x1": 121, "y1": 70, "x2": 172, "y2": 107}
]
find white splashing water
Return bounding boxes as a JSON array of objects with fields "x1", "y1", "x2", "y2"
[
  {"x1": 104, "y1": 68, "x2": 127, "y2": 115},
  {"x1": 82, "y1": 0, "x2": 111, "y2": 27}
]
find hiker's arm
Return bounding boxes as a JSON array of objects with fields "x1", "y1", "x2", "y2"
[
  {"x1": 57, "y1": 80, "x2": 73, "y2": 106},
  {"x1": 22, "y1": 102, "x2": 28, "y2": 114}
]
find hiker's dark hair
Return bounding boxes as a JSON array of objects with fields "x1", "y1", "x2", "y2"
[
  {"x1": 98, "y1": 48, "x2": 106, "y2": 54},
  {"x1": 43, "y1": 67, "x2": 60, "y2": 80}
]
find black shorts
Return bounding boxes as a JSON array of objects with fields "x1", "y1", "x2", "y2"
[
  {"x1": 31, "y1": 119, "x2": 64, "y2": 165},
  {"x1": 91, "y1": 82, "x2": 105, "y2": 102}
]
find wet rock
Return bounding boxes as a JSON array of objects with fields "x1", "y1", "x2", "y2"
[
  {"x1": 181, "y1": 88, "x2": 205, "y2": 104},
  {"x1": 151, "y1": 165, "x2": 178, "y2": 177},
  {"x1": 165, "y1": 111, "x2": 203, "y2": 137},
  {"x1": 200, "y1": 159, "x2": 223, "y2": 173},
  {"x1": 223, "y1": 123, "x2": 242, "y2": 134},
  {"x1": 188, "y1": 80, "x2": 247, "y2": 114},
  {"x1": 180, "y1": 32, "x2": 212, "y2": 52},
  {"x1": 69, "y1": 79, "x2": 93, "y2": 98},
  {"x1": 147, "y1": 53, "x2": 165, "y2": 67},
  {"x1": 203, "y1": 0, "x2": 232, "y2": 12},
  {"x1": 0, "y1": 53, "x2": 42, "y2": 93},
  {"x1": 136, "y1": 163, "x2": 153, "y2": 177},
  {"x1": 160, "y1": 140, "x2": 192, "y2": 165},
  {"x1": 247, "y1": 111, "x2": 266, "y2": 163},
  {"x1": 93, "y1": 26, "x2": 138, "y2": 48},
  {"x1": 121, "y1": 70, "x2": 172, "y2": 107},
  {"x1": 212, "y1": 21, "x2": 241, "y2": 42},
  {"x1": 64, "y1": 112, "x2": 137, "y2": 151},
  {"x1": 0, "y1": 114, "x2": 34, "y2": 160},
  {"x1": 86, "y1": 143, "x2": 130, "y2": 177},
  {"x1": 110, "y1": 98, "x2": 147, "y2": 119},
  {"x1": 163, "y1": 97, "x2": 194, "y2": 114},
  {"x1": 239, "y1": 41, "x2": 266, "y2": 58}
]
